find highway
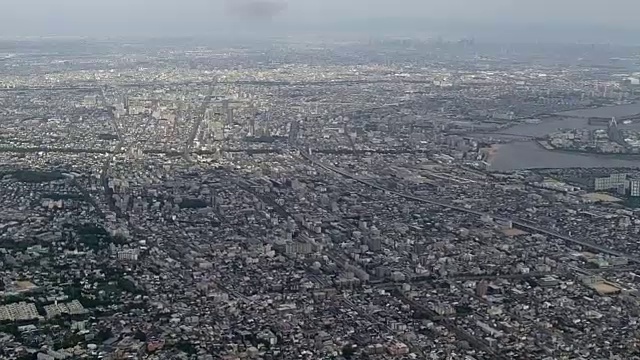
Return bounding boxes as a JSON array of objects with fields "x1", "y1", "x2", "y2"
[{"x1": 299, "y1": 149, "x2": 640, "y2": 264}]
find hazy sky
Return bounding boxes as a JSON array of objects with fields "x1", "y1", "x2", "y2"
[{"x1": 1, "y1": 0, "x2": 640, "y2": 37}]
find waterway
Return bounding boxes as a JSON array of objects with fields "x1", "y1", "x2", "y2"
[
  {"x1": 489, "y1": 141, "x2": 640, "y2": 171},
  {"x1": 486, "y1": 103, "x2": 640, "y2": 170}
]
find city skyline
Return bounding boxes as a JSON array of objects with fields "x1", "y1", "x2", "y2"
[{"x1": 1, "y1": 0, "x2": 640, "y2": 42}]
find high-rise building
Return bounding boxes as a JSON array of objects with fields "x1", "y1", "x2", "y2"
[
  {"x1": 123, "y1": 95, "x2": 130, "y2": 115},
  {"x1": 368, "y1": 237, "x2": 382, "y2": 252},
  {"x1": 288, "y1": 120, "x2": 300, "y2": 144},
  {"x1": 249, "y1": 116, "x2": 256, "y2": 137},
  {"x1": 594, "y1": 173, "x2": 627, "y2": 191},
  {"x1": 476, "y1": 280, "x2": 489, "y2": 297},
  {"x1": 608, "y1": 117, "x2": 624, "y2": 144},
  {"x1": 222, "y1": 99, "x2": 234, "y2": 124},
  {"x1": 631, "y1": 180, "x2": 640, "y2": 197}
]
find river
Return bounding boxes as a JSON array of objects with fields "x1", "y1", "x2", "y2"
[
  {"x1": 489, "y1": 141, "x2": 640, "y2": 171},
  {"x1": 485, "y1": 103, "x2": 640, "y2": 170}
]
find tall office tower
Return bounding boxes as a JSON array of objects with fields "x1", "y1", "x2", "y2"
[
  {"x1": 221, "y1": 99, "x2": 234, "y2": 125},
  {"x1": 249, "y1": 116, "x2": 256, "y2": 137},
  {"x1": 288, "y1": 120, "x2": 300, "y2": 144},
  {"x1": 123, "y1": 95, "x2": 130, "y2": 115},
  {"x1": 476, "y1": 280, "x2": 489, "y2": 297},
  {"x1": 227, "y1": 107, "x2": 234, "y2": 125},
  {"x1": 631, "y1": 180, "x2": 640, "y2": 197},
  {"x1": 608, "y1": 117, "x2": 624, "y2": 144}
]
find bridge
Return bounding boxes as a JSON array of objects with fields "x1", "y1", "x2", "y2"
[{"x1": 460, "y1": 131, "x2": 538, "y2": 140}]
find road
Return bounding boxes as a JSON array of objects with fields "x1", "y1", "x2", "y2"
[
  {"x1": 184, "y1": 83, "x2": 216, "y2": 160},
  {"x1": 99, "y1": 87, "x2": 125, "y2": 217}
]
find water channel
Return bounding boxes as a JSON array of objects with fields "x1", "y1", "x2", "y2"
[{"x1": 484, "y1": 103, "x2": 640, "y2": 171}]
